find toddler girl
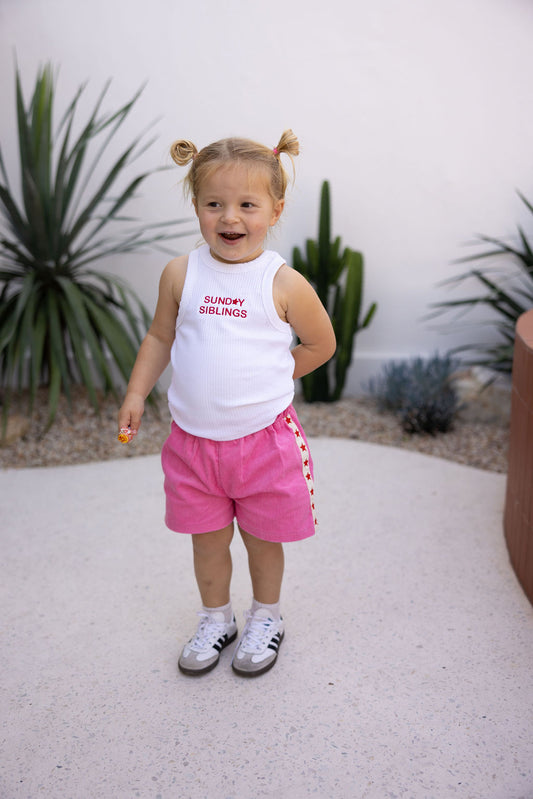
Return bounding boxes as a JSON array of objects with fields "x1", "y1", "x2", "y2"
[{"x1": 118, "y1": 130, "x2": 336, "y2": 677}]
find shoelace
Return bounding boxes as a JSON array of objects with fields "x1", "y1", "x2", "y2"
[
  {"x1": 188, "y1": 612, "x2": 228, "y2": 652},
  {"x1": 239, "y1": 612, "x2": 277, "y2": 654}
]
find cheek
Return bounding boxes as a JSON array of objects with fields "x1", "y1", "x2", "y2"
[{"x1": 198, "y1": 213, "x2": 214, "y2": 231}]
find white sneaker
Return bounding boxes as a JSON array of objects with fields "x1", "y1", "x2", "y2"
[
  {"x1": 178, "y1": 611, "x2": 238, "y2": 676},
  {"x1": 232, "y1": 608, "x2": 285, "y2": 677}
]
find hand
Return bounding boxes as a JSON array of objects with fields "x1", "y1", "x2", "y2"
[{"x1": 118, "y1": 392, "x2": 145, "y2": 437}]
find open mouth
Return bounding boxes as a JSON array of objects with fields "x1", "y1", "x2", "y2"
[{"x1": 220, "y1": 232, "x2": 245, "y2": 241}]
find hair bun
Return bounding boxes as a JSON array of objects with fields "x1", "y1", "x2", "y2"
[
  {"x1": 274, "y1": 129, "x2": 299, "y2": 158},
  {"x1": 170, "y1": 139, "x2": 198, "y2": 166}
]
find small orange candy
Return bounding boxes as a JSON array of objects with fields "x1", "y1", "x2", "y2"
[{"x1": 118, "y1": 427, "x2": 133, "y2": 443}]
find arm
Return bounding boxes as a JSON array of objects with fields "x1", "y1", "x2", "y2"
[
  {"x1": 118, "y1": 255, "x2": 187, "y2": 433},
  {"x1": 274, "y1": 265, "x2": 336, "y2": 379}
]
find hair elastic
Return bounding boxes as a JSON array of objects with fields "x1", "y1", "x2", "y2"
[{"x1": 272, "y1": 147, "x2": 279, "y2": 155}]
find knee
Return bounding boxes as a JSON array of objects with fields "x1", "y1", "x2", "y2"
[
  {"x1": 193, "y1": 525, "x2": 234, "y2": 557},
  {"x1": 239, "y1": 528, "x2": 283, "y2": 559}
]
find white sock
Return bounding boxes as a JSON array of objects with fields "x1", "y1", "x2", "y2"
[
  {"x1": 202, "y1": 601, "x2": 233, "y2": 624},
  {"x1": 251, "y1": 598, "x2": 281, "y2": 620}
]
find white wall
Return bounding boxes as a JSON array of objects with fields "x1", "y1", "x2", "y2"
[{"x1": 1, "y1": 0, "x2": 533, "y2": 392}]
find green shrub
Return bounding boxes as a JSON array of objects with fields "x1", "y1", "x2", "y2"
[
  {"x1": 367, "y1": 353, "x2": 460, "y2": 435},
  {"x1": 429, "y1": 190, "x2": 533, "y2": 374},
  {"x1": 0, "y1": 64, "x2": 195, "y2": 430}
]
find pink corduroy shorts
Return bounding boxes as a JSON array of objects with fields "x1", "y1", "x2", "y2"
[{"x1": 161, "y1": 405, "x2": 317, "y2": 542}]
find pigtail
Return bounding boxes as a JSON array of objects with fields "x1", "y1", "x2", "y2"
[
  {"x1": 170, "y1": 139, "x2": 198, "y2": 166},
  {"x1": 274, "y1": 129, "x2": 300, "y2": 158},
  {"x1": 272, "y1": 129, "x2": 298, "y2": 191}
]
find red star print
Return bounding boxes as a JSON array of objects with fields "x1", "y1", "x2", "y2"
[
  {"x1": 310, "y1": 488, "x2": 314, "y2": 495},
  {"x1": 285, "y1": 416, "x2": 292, "y2": 424},
  {"x1": 305, "y1": 472, "x2": 311, "y2": 481},
  {"x1": 300, "y1": 443, "x2": 307, "y2": 452},
  {"x1": 303, "y1": 459, "x2": 309, "y2": 467},
  {"x1": 294, "y1": 429, "x2": 301, "y2": 437}
]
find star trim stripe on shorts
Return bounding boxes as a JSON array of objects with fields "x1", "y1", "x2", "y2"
[{"x1": 284, "y1": 414, "x2": 318, "y2": 528}]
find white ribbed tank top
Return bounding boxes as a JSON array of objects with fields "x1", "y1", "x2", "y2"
[{"x1": 167, "y1": 245, "x2": 295, "y2": 440}]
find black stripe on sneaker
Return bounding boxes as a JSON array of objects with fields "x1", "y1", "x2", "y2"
[
  {"x1": 213, "y1": 635, "x2": 227, "y2": 653},
  {"x1": 267, "y1": 633, "x2": 281, "y2": 652}
]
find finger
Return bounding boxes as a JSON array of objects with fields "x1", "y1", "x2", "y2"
[
  {"x1": 117, "y1": 410, "x2": 132, "y2": 433},
  {"x1": 129, "y1": 410, "x2": 143, "y2": 434}
]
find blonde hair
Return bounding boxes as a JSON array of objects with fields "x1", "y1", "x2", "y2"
[{"x1": 169, "y1": 129, "x2": 299, "y2": 203}]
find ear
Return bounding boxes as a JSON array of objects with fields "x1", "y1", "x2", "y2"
[
  {"x1": 270, "y1": 198, "x2": 284, "y2": 226},
  {"x1": 192, "y1": 197, "x2": 199, "y2": 217}
]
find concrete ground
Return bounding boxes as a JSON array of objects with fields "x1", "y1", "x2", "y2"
[{"x1": 1, "y1": 438, "x2": 532, "y2": 799}]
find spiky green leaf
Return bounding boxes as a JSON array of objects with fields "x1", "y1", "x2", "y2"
[{"x1": 0, "y1": 63, "x2": 193, "y2": 424}]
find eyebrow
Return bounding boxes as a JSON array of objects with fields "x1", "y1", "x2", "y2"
[{"x1": 201, "y1": 192, "x2": 265, "y2": 202}]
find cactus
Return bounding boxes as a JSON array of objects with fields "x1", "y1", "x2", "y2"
[{"x1": 292, "y1": 181, "x2": 377, "y2": 402}]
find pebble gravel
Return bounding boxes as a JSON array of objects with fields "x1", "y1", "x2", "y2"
[{"x1": 0, "y1": 387, "x2": 509, "y2": 473}]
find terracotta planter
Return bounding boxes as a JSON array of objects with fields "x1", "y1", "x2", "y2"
[{"x1": 504, "y1": 309, "x2": 533, "y2": 604}]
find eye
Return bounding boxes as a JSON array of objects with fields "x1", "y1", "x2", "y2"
[
  {"x1": 206, "y1": 201, "x2": 220, "y2": 208},
  {"x1": 241, "y1": 202, "x2": 255, "y2": 208}
]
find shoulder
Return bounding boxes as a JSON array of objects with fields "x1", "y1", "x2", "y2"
[
  {"x1": 160, "y1": 254, "x2": 189, "y2": 304},
  {"x1": 272, "y1": 263, "x2": 315, "y2": 321},
  {"x1": 273, "y1": 262, "x2": 313, "y2": 297}
]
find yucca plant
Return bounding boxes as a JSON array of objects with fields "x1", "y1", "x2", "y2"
[
  {"x1": 0, "y1": 64, "x2": 195, "y2": 429},
  {"x1": 429, "y1": 191, "x2": 533, "y2": 374},
  {"x1": 292, "y1": 180, "x2": 377, "y2": 402}
]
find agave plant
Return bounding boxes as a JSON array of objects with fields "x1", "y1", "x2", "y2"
[
  {"x1": 292, "y1": 180, "x2": 377, "y2": 402},
  {"x1": 367, "y1": 353, "x2": 460, "y2": 435},
  {"x1": 0, "y1": 64, "x2": 195, "y2": 428},
  {"x1": 429, "y1": 191, "x2": 533, "y2": 374}
]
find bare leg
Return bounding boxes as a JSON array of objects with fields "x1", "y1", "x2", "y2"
[
  {"x1": 192, "y1": 523, "x2": 234, "y2": 607},
  {"x1": 239, "y1": 527, "x2": 285, "y2": 604}
]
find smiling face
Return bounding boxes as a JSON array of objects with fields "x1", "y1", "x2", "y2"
[{"x1": 192, "y1": 163, "x2": 284, "y2": 264}]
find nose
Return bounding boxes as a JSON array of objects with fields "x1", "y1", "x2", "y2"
[{"x1": 221, "y1": 205, "x2": 240, "y2": 224}]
